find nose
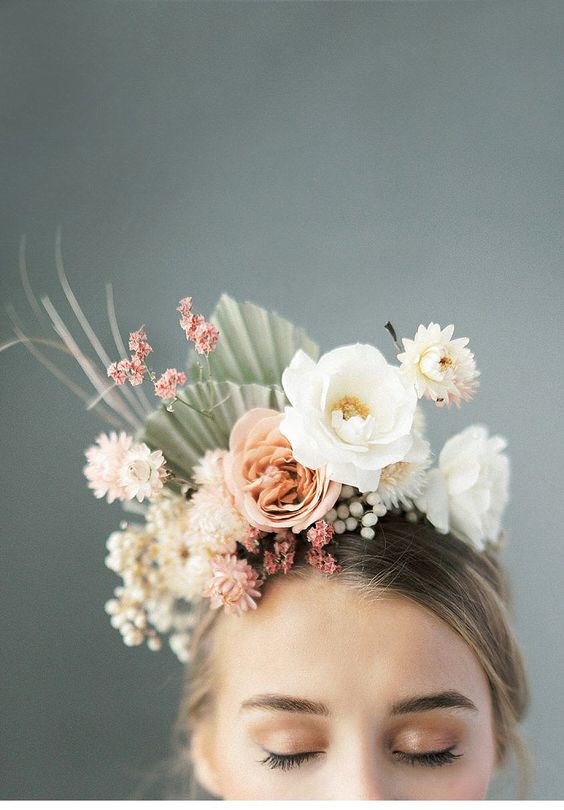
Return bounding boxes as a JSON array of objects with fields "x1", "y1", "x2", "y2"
[{"x1": 328, "y1": 743, "x2": 390, "y2": 800}]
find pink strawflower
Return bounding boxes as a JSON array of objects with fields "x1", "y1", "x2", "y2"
[
  {"x1": 193, "y1": 320, "x2": 219, "y2": 355},
  {"x1": 153, "y1": 368, "x2": 188, "y2": 399},
  {"x1": 263, "y1": 530, "x2": 297, "y2": 575},
  {"x1": 306, "y1": 519, "x2": 335, "y2": 550},
  {"x1": 83, "y1": 431, "x2": 133, "y2": 503},
  {"x1": 128, "y1": 325, "x2": 153, "y2": 361},
  {"x1": 306, "y1": 547, "x2": 342, "y2": 575},
  {"x1": 201, "y1": 554, "x2": 264, "y2": 615},
  {"x1": 107, "y1": 361, "x2": 127, "y2": 385}
]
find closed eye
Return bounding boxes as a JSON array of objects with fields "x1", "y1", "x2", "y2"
[
  {"x1": 258, "y1": 750, "x2": 325, "y2": 771},
  {"x1": 258, "y1": 746, "x2": 462, "y2": 771}
]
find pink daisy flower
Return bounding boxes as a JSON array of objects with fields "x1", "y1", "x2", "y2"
[{"x1": 201, "y1": 554, "x2": 264, "y2": 615}]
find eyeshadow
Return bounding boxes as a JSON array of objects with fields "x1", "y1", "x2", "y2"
[{"x1": 386, "y1": 715, "x2": 466, "y2": 753}]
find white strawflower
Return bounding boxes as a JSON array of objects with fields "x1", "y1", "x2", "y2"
[
  {"x1": 377, "y1": 432, "x2": 433, "y2": 510},
  {"x1": 192, "y1": 448, "x2": 228, "y2": 488},
  {"x1": 397, "y1": 322, "x2": 480, "y2": 408},
  {"x1": 118, "y1": 443, "x2": 167, "y2": 502},
  {"x1": 279, "y1": 344, "x2": 418, "y2": 492},
  {"x1": 414, "y1": 424, "x2": 510, "y2": 551},
  {"x1": 184, "y1": 481, "x2": 249, "y2": 555}
]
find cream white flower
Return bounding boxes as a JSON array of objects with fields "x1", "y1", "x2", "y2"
[
  {"x1": 83, "y1": 430, "x2": 133, "y2": 503},
  {"x1": 191, "y1": 447, "x2": 229, "y2": 488},
  {"x1": 146, "y1": 485, "x2": 246, "y2": 599},
  {"x1": 184, "y1": 481, "x2": 249, "y2": 555},
  {"x1": 158, "y1": 547, "x2": 213, "y2": 601},
  {"x1": 397, "y1": 322, "x2": 480, "y2": 408},
  {"x1": 414, "y1": 424, "x2": 509, "y2": 550},
  {"x1": 377, "y1": 432, "x2": 433, "y2": 510},
  {"x1": 279, "y1": 344, "x2": 418, "y2": 492},
  {"x1": 118, "y1": 443, "x2": 167, "y2": 501}
]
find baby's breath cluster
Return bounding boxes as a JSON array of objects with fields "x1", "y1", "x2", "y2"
[
  {"x1": 104, "y1": 522, "x2": 163, "y2": 650},
  {"x1": 103, "y1": 513, "x2": 203, "y2": 660}
]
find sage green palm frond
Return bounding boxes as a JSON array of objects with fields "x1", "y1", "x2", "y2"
[
  {"x1": 138, "y1": 379, "x2": 288, "y2": 483},
  {"x1": 187, "y1": 293, "x2": 319, "y2": 386}
]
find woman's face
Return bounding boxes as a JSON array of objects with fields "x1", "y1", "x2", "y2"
[{"x1": 191, "y1": 571, "x2": 498, "y2": 799}]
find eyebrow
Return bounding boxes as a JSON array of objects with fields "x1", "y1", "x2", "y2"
[{"x1": 239, "y1": 690, "x2": 478, "y2": 717}]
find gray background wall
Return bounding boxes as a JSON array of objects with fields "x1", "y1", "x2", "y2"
[{"x1": 1, "y1": 0, "x2": 562, "y2": 800}]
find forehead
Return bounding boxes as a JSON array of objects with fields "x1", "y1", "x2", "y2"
[{"x1": 210, "y1": 572, "x2": 492, "y2": 714}]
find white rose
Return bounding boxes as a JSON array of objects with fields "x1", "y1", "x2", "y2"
[
  {"x1": 278, "y1": 343, "x2": 418, "y2": 492},
  {"x1": 415, "y1": 424, "x2": 510, "y2": 550}
]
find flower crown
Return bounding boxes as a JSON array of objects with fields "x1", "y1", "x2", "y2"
[{"x1": 4, "y1": 255, "x2": 509, "y2": 663}]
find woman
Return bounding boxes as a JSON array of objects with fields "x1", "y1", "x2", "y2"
[
  {"x1": 177, "y1": 518, "x2": 530, "y2": 800},
  {"x1": 3, "y1": 271, "x2": 531, "y2": 799}
]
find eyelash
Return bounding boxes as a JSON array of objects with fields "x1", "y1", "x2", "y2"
[{"x1": 259, "y1": 746, "x2": 462, "y2": 771}]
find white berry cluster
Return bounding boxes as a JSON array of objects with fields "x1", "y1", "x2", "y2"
[{"x1": 322, "y1": 484, "x2": 420, "y2": 540}]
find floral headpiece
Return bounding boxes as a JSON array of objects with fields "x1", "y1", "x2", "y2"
[{"x1": 4, "y1": 254, "x2": 509, "y2": 662}]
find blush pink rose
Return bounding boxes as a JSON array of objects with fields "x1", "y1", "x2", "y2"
[{"x1": 222, "y1": 407, "x2": 342, "y2": 533}]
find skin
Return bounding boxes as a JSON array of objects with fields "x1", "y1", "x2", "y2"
[{"x1": 190, "y1": 569, "x2": 498, "y2": 799}]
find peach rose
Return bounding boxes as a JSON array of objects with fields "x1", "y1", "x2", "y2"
[{"x1": 222, "y1": 407, "x2": 342, "y2": 533}]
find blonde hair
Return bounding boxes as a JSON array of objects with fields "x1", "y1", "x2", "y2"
[{"x1": 166, "y1": 516, "x2": 532, "y2": 799}]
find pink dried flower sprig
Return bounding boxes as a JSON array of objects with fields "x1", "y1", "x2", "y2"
[
  {"x1": 128, "y1": 325, "x2": 153, "y2": 361},
  {"x1": 108, "y1": 323, "x2": 187, "y2": 399},
  {"x1": 153, "y1": 368, "x2": 187, "y2": 399},
  {"x1": 305, "y1": 519, "x2": 343, "y2": 574},
  {"x1": 263, "y1": 530, "x2": 298, "y2": 575},
  {"x1": 106, "y1": 297, "x2": 224, "y2": 421},
  {"x1": 199, "y1": 518, "x2": 345, "y2": 615},
  {"x1": 176, "y1": 297, "x2": 219, "y2": 356}
]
